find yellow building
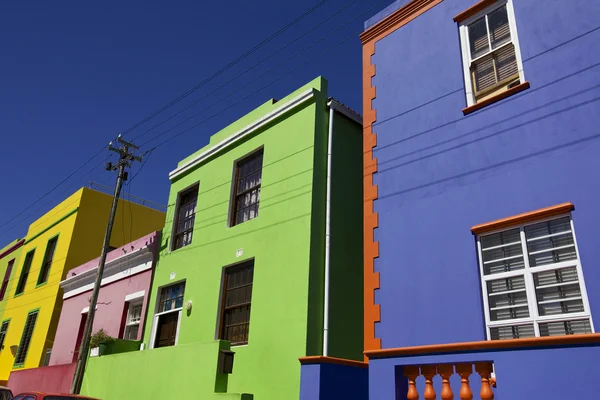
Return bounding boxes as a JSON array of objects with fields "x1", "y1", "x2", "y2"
[
  {"x1": 0, "y1": 238, "x2": 25, "y2": 332},
  {"x1": 0, "y1": 187, "x2": 165, "y2": 384}
]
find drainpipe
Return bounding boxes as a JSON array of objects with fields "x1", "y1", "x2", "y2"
[{"x1": 323, "y1": 104, "x2": 334, "y2": 356}]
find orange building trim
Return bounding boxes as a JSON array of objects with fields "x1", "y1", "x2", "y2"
[
  {"x1": 363, "y1": 39, "x2": 381, "y2": 360},
  {"x1": 453, "y1": 0, "x2": 498, "y2": 23},
  {"x1": 471, "y1": 202, "x2": 574, "y2": 234},
  {"x1": 299, "y1": 356, "x2": 369, "y2": 368},
  {"x1": 365, "y1": 333, "x2": 600, "y2": 359},
  {"x1": 360, "y1": 0, "x2": 444, "y2": 45},
  {"x1": 462, "y1": 81, "x2": 530, "y2": 115}
]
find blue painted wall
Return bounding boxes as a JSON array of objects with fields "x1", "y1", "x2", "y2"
[
  {"x1": 369, "y1": 0, "x2": 600, "y2": 348},
  {"x1": 368, "y1": 344, "x2": 600, "y2": 399},
  {"x1": 300, "y1": 363, "x2": 368, "y2": 400}
]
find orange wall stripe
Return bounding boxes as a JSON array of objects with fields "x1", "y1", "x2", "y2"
[
  {"x1": 363, "y1": 40, "x2": 381, "y2": 360},
  {"x1": 365, "y1": 333, "x2": 600, "y2": 359},
  {"x1": 471, "y1": 202, "x2": 574, "y2": 234},
  {"x1": 453, "y1": 0, "x2": 497, "y2": 23},
  {"x1": 299, "y1": 356, "x2": 369, "y2": 368},
  {"x1": 361, "y1": 0, "x2": 444, "y2": 45}
]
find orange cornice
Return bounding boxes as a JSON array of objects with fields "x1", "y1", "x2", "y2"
[
  {"x1": 453, "y1": 0, "x2": 497, "y2": 23},
  {"x1": 361, "y1": 0, "x2": 443, "y2": 45},
  {"x1": 362, "y1": 40, "x2": 381, "y2": 361},
  {"x1": 471, "y1": 202, "x2": 574, "y2": 234},
  {"x1": 462, "y1": 81, "x2": 530, "y2": 115},
  {"x1": 299, "y1": 356, "x2": 368, "y2": 368},
  {"x1": 365, "y1": 334, "x2": 600, "y2": 359}
]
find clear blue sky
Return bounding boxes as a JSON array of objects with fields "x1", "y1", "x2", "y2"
[{"x1": 0, "y1": 0, "x2": 395, "y2": 244}]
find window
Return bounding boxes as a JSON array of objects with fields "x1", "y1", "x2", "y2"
[
  {"x1": 219, "y1": 261, "x2": 254, "y2": 345},
  {"x1": 123, "y1": 301, "x2": 143, "y2": 340},
  {"x1": 0, "y1": 320, "x2": 9, "y2": 350},
  {"x1": 230, "y1": 150, "x2": 263, "y2": 226},
  {"x1": 15, "y1": 250, "x2": 35, "y2": 296},
  {"x1": 172, "y1": 184, "x2": 198, "y2": 250},
  {"x1": 37, "y1": 237, "x2": 58, "y2": 285},
  {"x1": 153, "y1": 282, "x2": 185, "y2": 348},
  {"x1": 0, "y1": 260, "x2": 15, "y2": 301},
  {"x1": 14, "y1": 310, "x2": 38, "y2": 365},
  {"x1": 477, "y1": 215, "x2": 593, "y2": 340},
  {"x1": 459, "y1": 0, "x2": 524, "y2": 106}
]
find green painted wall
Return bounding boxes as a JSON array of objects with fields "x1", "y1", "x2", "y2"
[{"x1": 82, "y1": 77, "x2": 363, "y2": 399}]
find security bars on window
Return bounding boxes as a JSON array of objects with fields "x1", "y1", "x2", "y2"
[
  {"x1": 460, "y1": 0, "x2": 523, "y2": 104},
  {"x1": 219, "y1": 261, "x2": 254, "y2": 345},
  {"x1": 0, "y1": 320, "x2": 9, "y2": 350},
  {"x1": 15, "y1": 310, "x2": 38, "y2": 365},
  {"x1": 173, "y1": 185, "x2": 198, "y2": 250},
  {"x1": 231, "y1": 150, "x2": 263, "y2": 226},
  {"x1": 477, "y1": 215, "x2": 593, "y2": 340}
]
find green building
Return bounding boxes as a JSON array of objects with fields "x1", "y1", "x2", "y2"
[{"x1": 81, "y1": 77, "x2": 364, "y2": 399}]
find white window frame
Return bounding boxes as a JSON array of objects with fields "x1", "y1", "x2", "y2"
[
  {"x1": 458, "y1": 0, "x2": 525, "y2": 106},
  {"x1": 476, "y1": 213, "x2": 594, "y2": 339},
  {"x1": 123, "y1": 300, "x2": 143, "y2": 340},
  {"x1": 148, "y1": 282, "x2": 185, "y2": 349}
]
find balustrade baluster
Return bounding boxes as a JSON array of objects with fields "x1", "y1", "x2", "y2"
[
  {"x1": 475, "y1": 362, "x2": 494, "y2": 400},
  {"x1": 421, "y1": 365, "x2": 437, "y2": 400},
  {"x1": 438, "y1": 364, "x2": 454, "y2": 400},
  {"x1": 405, "y1": 366, "x2": 420, "y2": 400},
  {"x1": 455, "y1": 364, "x2": 473, "y2": 400}
]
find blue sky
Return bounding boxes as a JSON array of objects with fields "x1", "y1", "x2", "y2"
[{"x1": 0, "y1": 0, "x2": 395, "y2": 244}]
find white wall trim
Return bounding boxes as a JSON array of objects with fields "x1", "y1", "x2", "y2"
[
  {"x1": 125, "y1": 290, "x2": 146, "y2": 302},
  {"x1": 168, "y1": 89, "x2": 316, "y2": 180},
  {"x1": 63, "y1": 260, "x2": 153, "y2": 299},
  {"x1": 327, "y1": 99, "x2": 362, "y2": 125},
  {"x1": 81, "y1": 306, "x2": 97, "y2": 314}
]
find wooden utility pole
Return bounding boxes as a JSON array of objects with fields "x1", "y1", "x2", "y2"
[{"x1": 71, "y1": 135, "x2": 142, "y2": 394}]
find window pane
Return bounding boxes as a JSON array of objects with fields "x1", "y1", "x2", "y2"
[
  {"x1": 495, "y1": 44, "x2": 518, "y2": 82},
  {"x1": 526, "y1": 217, "x2": 577, "y2": 267},
  {"x1": 490, "y1": 305, "x2": 529, "y2": 321},
  {"x1": 468, "y1": 16, "x2": 490, "y2": 59},
  {"x1": 232, "y1": 151, "x2": 263, "y2": 226},
  {"x1": 221, "y1": 261, "x2": 254, "y2": 345},
  {"x1": 488, "y1": 5, "x2": 511, "y2": 49},
  {"x1": 490, "y1": 324, "x2": 535, "y2": 340},
  {"x1": 539, "y1": 319, "x2": 592, "y2": 336},
  {"x1": 480, "y1": 229, "x2": 524, "y2": 275},
  {"x1": 473, "y1": 55, "x2": 497, "y2": 93}
]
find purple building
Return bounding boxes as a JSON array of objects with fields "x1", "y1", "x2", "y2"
[{"x1": 300, "y1": 0, "x2": 600, "y2": 398}]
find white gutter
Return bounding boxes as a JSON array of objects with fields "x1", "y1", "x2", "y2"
[{"x1": 323, "y1": 105, "x2": 335, "y2": 356}]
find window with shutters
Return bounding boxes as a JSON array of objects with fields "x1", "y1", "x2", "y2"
[
  {"x1": 230, "y1": 149, "x2": 263, "y2": 226},
  {"x1": 218, "y1": 261, "x2": 254, "y2": 345},
  {"x1": 14, "y1": 310, "x2": 38, "y2": 366},
  {"x1": 459, "y1": 0, "x2": 525, "y2": 106},
  {"x1": 0, "y1": 320, "x2": 9, "y2": 351},
  {"x1": 172, "y1": 184, "x2": 199, "y2": 251},
  {"x1": 15, "y1": 250, "x2": 35, "y2": 296},
  {"x1": 477, "y1": 215, "x2": 593, "y2": 340},
  {"x1": 37, "y1": 236, "x2": 58, "y2": 285}
]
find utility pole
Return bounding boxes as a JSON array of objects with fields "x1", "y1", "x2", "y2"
[{"x1": 71, "y1": 135, "x2": 142, "y2": 394}]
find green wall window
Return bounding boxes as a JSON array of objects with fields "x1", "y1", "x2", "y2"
[
  {"x1": 37, "y1": 237, "x2": 58, "y2": 285},
  {"x1": 219, "y1": 261, "x2": 254, "y2": 345},
  {"x1": 15, "y1": 310, "x2": 38, "y2": 365},
  {"x1": 231, "y1": 150, "x2": 263, "y2": 226},
  {"x1": 0, "y1": 320, "x2": 9, "y2": 350},
  {"x1": 0, "y1": 259, "x2": 15, "y2": 300},
  {"x1": 15, "y1": 251, "x2": 35, "y2": 296},
  {"x1": 173, "y1": 185, "x2": 198, "y2": 250}
]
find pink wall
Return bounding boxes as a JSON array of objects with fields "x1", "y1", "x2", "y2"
[
  {"x1": 48, "y1": 232, "x2": 159, "y2": 366},
  {"x1": 8, "y1": 362, "x2": 76, "y2": 395}
]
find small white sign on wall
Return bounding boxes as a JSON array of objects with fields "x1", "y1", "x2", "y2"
[
  {"x1": 170, "y1": 272, "x2": 176, "y2": 280},
  {"x1": 236, "y1": 248, "x2": 243, "y2": 257}
]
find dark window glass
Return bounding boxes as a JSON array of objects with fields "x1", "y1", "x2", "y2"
[
  {"x1": 231, "y1": 151, "x2": 263, "y2": 226},
  {"x1": 0, "y1": 320, "x2": 9, "y2": 350},
  {"x1": 173, "y1": 185, "x2": 198, "y2": 250},
  {"x1": 158, "y1": 282, "x2": 186, "y2": 313},
  {"x1": 0, "y1": 259, "x2": 15, "y2": 300},
  {"x1": 15, "y1": 251, "x2": 35, "y2": 295},
  {"x1": 14, "y1": 310, "x2": 38, "y2": 365},
  {"x1": 37, "y1": 237, "x2": 58, "y2": 285},
  {"x1": 219, "y1": 261, "x2": 254, "y2": 345}
]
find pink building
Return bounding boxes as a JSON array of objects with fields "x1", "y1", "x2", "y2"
[{"x1": 7, "y1": 231, "x2": 160, "y2": 394}]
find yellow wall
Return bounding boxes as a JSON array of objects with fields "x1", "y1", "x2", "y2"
[{"x1": 0, "y1": 188, "x2": 165, "y2": 382}]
